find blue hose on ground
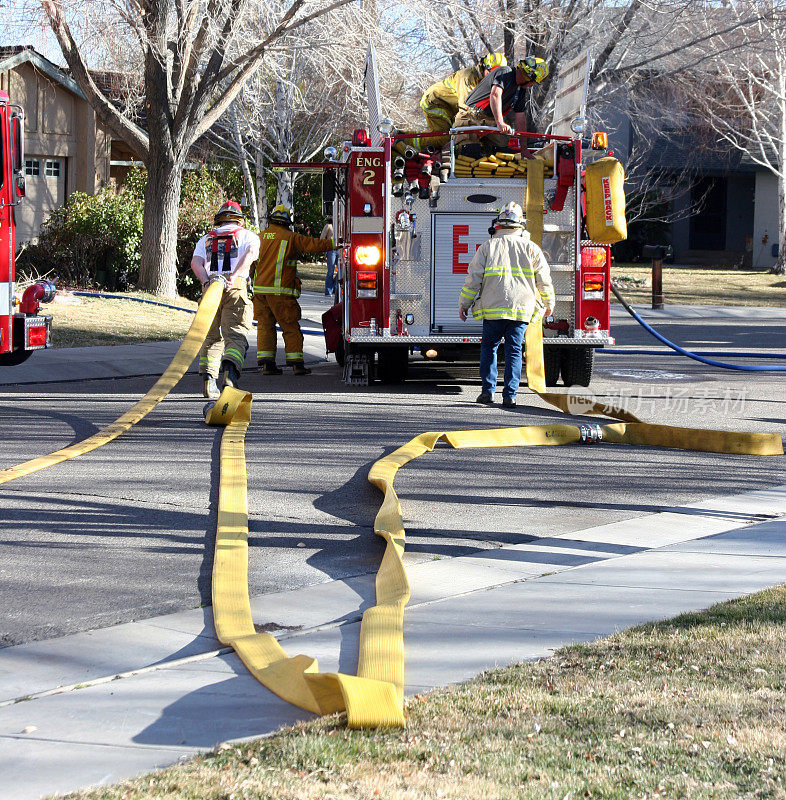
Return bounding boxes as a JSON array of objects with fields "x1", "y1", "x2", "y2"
[
  {"x1": 600, "y1": 349, "x2": 786, "y2": 360},
  {"x1": 72, "y1": 291, "x2": 194, "y2": 314},
  {"x1": 71, "y1": 291, "x2": 324, "y2": 336},
  {"x1": 609, "y1": 284, "x2": 786, "y2": 372}
]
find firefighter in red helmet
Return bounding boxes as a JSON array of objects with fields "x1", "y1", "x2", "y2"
[{"x1": 190, "y1": 201, "x2": 259, "y2": 398}]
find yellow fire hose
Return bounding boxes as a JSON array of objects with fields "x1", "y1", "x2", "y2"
[{"x1": 0, "y1": 283, "x2": 781, "y2": 730}]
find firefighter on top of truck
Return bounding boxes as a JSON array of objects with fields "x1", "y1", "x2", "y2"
[
  {"x1": 190, "y1": 200, "x2": 259, "y2": 400},
  {"x1": 459, "y1": 201, "x2": 554, "y2": 408},
  {"x1": 252, "y1": 204, "x2": 336, "y2": 376},
  {"x1": 409, "y1": 52, "x2": 507, "y2": 151},
  {"x1": 456, "y1": 56, "x2": 549, "y2": 149}
]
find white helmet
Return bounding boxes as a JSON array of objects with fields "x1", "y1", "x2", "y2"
[{"x1": 493, "y1": 201, "x2": 525, "y2": 228}]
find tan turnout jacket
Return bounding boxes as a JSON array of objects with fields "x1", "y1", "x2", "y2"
[
  {"x1": 459, "y1": 228, "x2": 555, "y2": 321},
  {"x1": 252, "y1": 223, "x2": 335, "y2": 297}
]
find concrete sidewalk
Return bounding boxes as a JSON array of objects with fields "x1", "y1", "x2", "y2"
[{"x1": 1, "y1": 483, "x2": 784, "y2": 799}]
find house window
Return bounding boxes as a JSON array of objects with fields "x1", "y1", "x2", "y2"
[
  {"x1": 44, "y1": 159, "x2": 61, "y2": 178},
  {"x1": 25, "y1": 159, "x2": 40, "y2": 176}
]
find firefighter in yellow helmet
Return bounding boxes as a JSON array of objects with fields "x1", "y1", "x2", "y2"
[
  {"x1": 401, "y1": 53, "x2": 507, "y2": 153},
  {"x1": 252, "y1": 204, "x2": 336, "y2": 375},
  {"x1": 190, "y1": 200, "x2": 259, "y2": 399},
  {"x1": 455, "y1": 56, "x2": 549, "y2": 149}
]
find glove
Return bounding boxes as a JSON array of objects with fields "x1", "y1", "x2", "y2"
[{"x1": 207, "y1": 274, "x2": 229, "y2": 291}]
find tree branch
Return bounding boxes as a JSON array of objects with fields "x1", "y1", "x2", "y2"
[{"x1": 40, "y1": 0, "x2": 149, "y2": 160}]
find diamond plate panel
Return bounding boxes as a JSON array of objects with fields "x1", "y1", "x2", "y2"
[{"x1": 388, "y1": 194, "x2": 432, "y2": 336}]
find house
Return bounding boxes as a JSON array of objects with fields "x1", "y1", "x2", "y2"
[
  {"x1": 0, "y1": 46, "x2": 138, "y2": 243},
  {"x1": 598, "y1": 74, "x2": 776, "y2": 270}
]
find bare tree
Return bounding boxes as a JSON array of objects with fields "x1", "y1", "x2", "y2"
[
  {"x1": 681, "y1": 2, "x2": 786, "y2": 274},
  {"x1": 39, "y1": 0, "x2": 355, "y2": 296}
]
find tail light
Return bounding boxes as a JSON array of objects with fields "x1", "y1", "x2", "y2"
[
  {"x1": 356, "y1": 271, "x2": 378, "y2": 298},
  {"x1": 26, "y1": 324, "x2": 48, "y2": 348},
  {"x1": 583, "y1": 273, "x2": 604, "y2": 299},
  {"x1": 354, "y1": 244, "x2": 382, "y2": 266},
  {"x1": 581, "y1": 247, "x2": 607, "y2": 301}
]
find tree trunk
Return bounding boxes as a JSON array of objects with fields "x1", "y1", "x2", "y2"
[
  {"x1": 503, "y1": 0, "x2": 516, "y2": 66},
  {"x1": 231, "y1": 108, "x2": 258, "y2": 228},
  {"x1": 138, "y1": 156, "x2": 183, "y2": 297},
  {"x1": 277, "y1": 171, "x2": 294, "y2": 212}
]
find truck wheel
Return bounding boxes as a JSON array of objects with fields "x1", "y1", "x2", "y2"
[
  {"x1": 561, "y1": 346, "x2": 594, "y2": 387},
  {"x1": 335, "y1": 336, "x2": 346, "y2": 367},
  {"x1": 0, "y1": 349, "x2": 34, "y2": 367},
  {"x1": 543, "y1": 347, "x2": 562, "y2": 387},
  {"x1": 377, "y1": 347, "x2": 409, "y2": 384}
]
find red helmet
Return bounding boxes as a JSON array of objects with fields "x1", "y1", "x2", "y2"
[{"x1": 214, "y1": 201, "x2": 243, "y2": 225}]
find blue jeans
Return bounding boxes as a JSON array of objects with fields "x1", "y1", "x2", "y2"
[
  {"x1": 325, "y1": 250, "x2": 338, "y2": 295},
  {"x1": 479, "y1": 318, "x2": 527, "y2": 399}
]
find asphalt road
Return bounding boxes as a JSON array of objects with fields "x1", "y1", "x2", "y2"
[{"x1": 0, "y1": 312, "x2": 783, "y2": 648}]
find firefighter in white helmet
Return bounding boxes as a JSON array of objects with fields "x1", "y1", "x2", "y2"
[
  {"x1": 458, "y1": 201, "x2": 554, "y2": 407},
  {"x1": 252, "y1": 204, "x2": 336, "y2": 375},
  {"x1": 190, "y1": 200, "x2": 259, "y2": 399}
]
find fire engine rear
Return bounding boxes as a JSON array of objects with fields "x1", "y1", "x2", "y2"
[
  {"x1": 307, "y1": 122, "x2": 622, "y2": 387},
  {"x1": 0, "y1": 91, "x2": 54, "y2": 367}
]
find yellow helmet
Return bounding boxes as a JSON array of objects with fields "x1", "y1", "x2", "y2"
[
  {"x1": 481, "y1": 52, "x2": 507, "y2": 71},
  {"x1": 517, "y1": 56, "x2": 549, "y2": 84},
  {"x1": 269, "y1": 204, "x2": 294, "y2": 227}
]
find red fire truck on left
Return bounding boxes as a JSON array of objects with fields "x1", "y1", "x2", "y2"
[{"x1": 1, "y1": 90, "x2": 55, "y2": 366}]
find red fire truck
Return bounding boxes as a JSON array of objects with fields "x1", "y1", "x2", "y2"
[
  {"x1": 0, "y1": 91, "x2": 54, "y2": 366},
  {"x1": 275, "y1": 50, "x2": 624, "y2": 387},
  {"x1": 314, "y1": 126, "x2": 619, "y2": 387}
]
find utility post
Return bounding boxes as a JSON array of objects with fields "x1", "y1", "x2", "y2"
[{"x1": 642, "y1": 244, "x2": 667, "y2": 310}]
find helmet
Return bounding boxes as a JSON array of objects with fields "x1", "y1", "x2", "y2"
[
  {"x1": 269, "y1": 203, "x2": 294, "y2": 227},
  {"x1": 517, "y1": 56, "x2": 549, "y2": 84},
  {"x1": 214, "y1": 200, "x2": 244, "y2": 225},
  {"x1": 493, "y1": 201, "x2": 525, "y2": 229},
  {"x1": 480, "y1": 52, "x2": 507, "y2": 71}
]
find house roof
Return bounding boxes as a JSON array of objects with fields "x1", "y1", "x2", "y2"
[
  {"x1": 0, "y1": 45, "x2": 83, "y2": 98},
  {"x1": 0, "y1": 45, "x2": 148, "y2": 140}
]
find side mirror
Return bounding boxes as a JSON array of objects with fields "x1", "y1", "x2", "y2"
[
  {"x1": 322, "y1": 170, "x2": 336, "y2": 218},
  {"x1": 15, "y1": 173, "x2": 25, "y2": 197}
]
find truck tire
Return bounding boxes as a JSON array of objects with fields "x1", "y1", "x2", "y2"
[
  {"x1": 0, "y1": 349, "x2": 34, "y2": 367},
  {"x1": 377, "y1": 346, "x2": 409, "y2": 384},
  {"x1": 561, "y1": 346, "x2": 594, "y2": 387},
  {"x1": 335, "y1": 336, "x2": 346, "y2": 368},
  {"x1": 543, "y1": 347, "x2": 562, "y2": 387}
]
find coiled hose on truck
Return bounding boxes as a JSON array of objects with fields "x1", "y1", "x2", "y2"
[{"x1": 608, "y1": 284, "x2": 786, "y2": 372}]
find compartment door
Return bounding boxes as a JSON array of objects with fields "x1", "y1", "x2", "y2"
[{"x1": 431, "y1": 212, "x2": 494, "y2": 334}]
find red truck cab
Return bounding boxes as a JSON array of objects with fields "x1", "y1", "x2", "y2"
[{"x1": 0, "y1": 90, "x2": 54, "y2": 366}]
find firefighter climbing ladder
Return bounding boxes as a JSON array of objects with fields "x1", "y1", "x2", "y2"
[{"x1": 0, "y1": 281, "x2": 782, "y2": 729}]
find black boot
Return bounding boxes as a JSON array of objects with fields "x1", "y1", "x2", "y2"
[
  {"x1": 292, "y1": 362, "x2": 311, "y2": 376},
  {"x1": 203, "y1": 376, "x2": 220, "y2": 399},
  {"x1": 220, "y1": 361, "x2": 240, "y2": 390},
  {"x1": 259, "y1": 360, "x2": 283, "y2": 375}
]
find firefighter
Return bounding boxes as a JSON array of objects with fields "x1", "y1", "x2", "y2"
[
  {"x1": 458, "y1": 201, "x2": 554, "y2": 407},
  {"x1": 190, "y1": 200, "x2": 259, "y2": 399},
  {"x1": 455, "y1": 56, "x2": 549, "y2": 150},
  {"x1": 411, "y1": 53, "x2": 507, "y2": 151},
  {"x1": 252, "y1": 204, "x2": 336, "y2": 375}
]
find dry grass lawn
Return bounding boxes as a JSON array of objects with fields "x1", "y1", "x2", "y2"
[
  {"x1": 60, "y1": 586, "x2": 786, "y2": 800},
  {"x1": 43, "y1": 264, "x2": 783, "y2": 348},
  {"x1": 612, "y1": 265, "x2": 786, "y2": 307}
]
